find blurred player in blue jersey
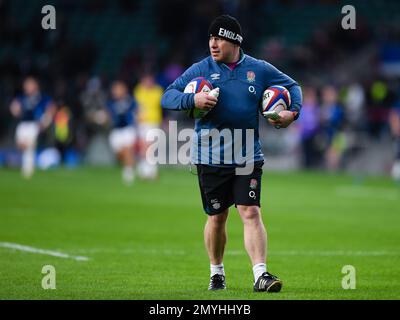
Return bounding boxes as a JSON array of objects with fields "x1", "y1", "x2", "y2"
[
  {"x1": 106, "y1": 80, "x2": 138, "y2": 185},
  {"x1": 162, "y1": 15, "x2": 302, "y2": 292},
  {"x1": 9, "y1": 76, "x2": 56, "y2": 178}
]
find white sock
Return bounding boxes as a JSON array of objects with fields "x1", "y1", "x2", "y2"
[
  {"x1": 122, "y1": 166, "x2": 134, "y2": 184},
  {"x1": 253, "y1": 263, "x2": 267, "y2": 282},
  {"x1": 210, "y1": 263, "x2": 225, "y2": 277},
  {"x1": 22, "y1": 148, "x2": 35, "y2": 178},
  {"x1": 138, "y1": 160, "x2": 158, "y2": 179}
]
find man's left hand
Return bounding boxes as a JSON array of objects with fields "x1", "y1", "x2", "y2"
[{"x1": 268, "y1": 110, "x2": 295, "y2": 128}]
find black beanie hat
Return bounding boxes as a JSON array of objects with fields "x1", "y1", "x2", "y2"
[{"x1": 208, "y1": 15, "x2": 243, "y2": 46}]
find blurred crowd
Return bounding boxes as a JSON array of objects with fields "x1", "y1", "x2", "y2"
[
  {"x1": 1, "y1": 0, "x2": 400, "y2": 179},
  {"x1": 295, "y1": 80, "x2": 400, "y2": 174}
]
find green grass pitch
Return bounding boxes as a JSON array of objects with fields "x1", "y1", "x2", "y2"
[{"x1": 0, "y1": 167, "x2": 399, "y2": 299}]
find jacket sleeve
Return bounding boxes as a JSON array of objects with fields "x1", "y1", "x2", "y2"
[
  {"x1": 263, "y1": 62, "x2": 303, "y2": 119},
  {"x1": 161, "y1": 63, "x2": 202, "y2": 111}
]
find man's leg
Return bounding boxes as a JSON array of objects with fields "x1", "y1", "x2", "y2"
[
  {"x1": 120, "y1": 146, "x2": 135, "y2": 184},
  {"x1": 16, "y1": 122, "x2": 38, "y2": 179},
  {"x1": 237, "y1": 205, "x2": 282, "y2": 292},
  {"x1": 196, "y1": 164, "x2": 234, "y2": 290},
  {"x1": 237, "y1": 205, "x2": 266, "y2": 267},
  {"x1": 20, "y1": 145, "x2": 35, "y2": 179},
  {"x1": 204, "y1": 209, "x2": 229, "y2": 265},
  {"x1": 204, "y1": 209, "x2": 229, "y2": 290}
]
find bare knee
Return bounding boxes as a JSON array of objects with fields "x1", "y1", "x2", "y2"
[
  {"x1": 238, "y1": 205, "x2": 261, "y2": 222},
  {"x1": 207, "y1": 210, "x2": 228, "y2": 228}
]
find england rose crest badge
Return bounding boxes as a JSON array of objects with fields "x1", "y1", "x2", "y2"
[{"x1": 247, "y1": 71, "x2": 256, "y2": 83}]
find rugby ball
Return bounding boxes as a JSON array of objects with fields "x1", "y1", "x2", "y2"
[
  {"x1": 184, "y1": 77, "x2": 217, "y2": 119},
  {"x1": 261, "y1": 85, "x2": 291, "y2": 120}
]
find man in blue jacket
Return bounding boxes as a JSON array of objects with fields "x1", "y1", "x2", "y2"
[{"x1": 161, "y1": 15, "x2": 302, "y2": 292}]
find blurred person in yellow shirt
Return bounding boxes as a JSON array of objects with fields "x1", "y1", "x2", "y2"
[{"x1": 133, "y1": 73, "x2": 163, "y2": 179}]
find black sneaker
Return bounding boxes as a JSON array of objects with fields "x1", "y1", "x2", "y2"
[
  {"x1": 208, "y1": 274, "x2": 226, "y2": 290},
  {"x1": 253, "y1": 272, "x2": 282, "y2": 292}
]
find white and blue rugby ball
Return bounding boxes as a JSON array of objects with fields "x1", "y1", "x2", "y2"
[
  {"x1": 261, "y1": 85, "x2": 291, "y2": 120},
  {"x1": 184, "y1": 77, "x2": 218, "y2": 119}
]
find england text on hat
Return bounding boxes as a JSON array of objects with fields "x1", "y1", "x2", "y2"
[{"x1": 218, "y1": 28, "x2": 243, "y2": 44}]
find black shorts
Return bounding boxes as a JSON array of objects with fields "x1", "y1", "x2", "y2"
[{"x1": 196, "y1": 161, "x2": 264, "y2": 215}]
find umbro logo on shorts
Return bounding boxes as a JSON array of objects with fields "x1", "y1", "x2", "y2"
[{"x1": 211, "y1": 198, "x2": 221, "y2": 210}]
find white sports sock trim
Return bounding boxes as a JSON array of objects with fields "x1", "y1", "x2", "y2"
[
  {"x1": 210, "y1": 263, "x2": 225, "y2": 277},
  {"x1": 253, "y1": 263, "x2": 267, "y2": 282}
]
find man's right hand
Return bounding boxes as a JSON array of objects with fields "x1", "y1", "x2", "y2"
[{"x1": 194, "y1": 92, "x2": 218, "y2": 110}]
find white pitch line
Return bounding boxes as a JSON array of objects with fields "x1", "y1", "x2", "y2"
[
  {"x1": 335, "y1": 186, "x2": 399, "y2": 201},
  {"x1": 226, "y1": 250, "x2": 400, "y2": 257},
  {"x1": 72, "y1": 248, "x2": 399, "y2": 257},
  {"x1": 269, "y1": 250, "x2": 400, "y2": 257},
  {"x1": 0, "y1": 242, "x2": 89, "y2": 261}
]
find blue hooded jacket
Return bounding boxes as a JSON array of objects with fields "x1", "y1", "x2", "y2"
[{"x1": 161, "y1": 51, "x2": 302, "y2": 166}]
